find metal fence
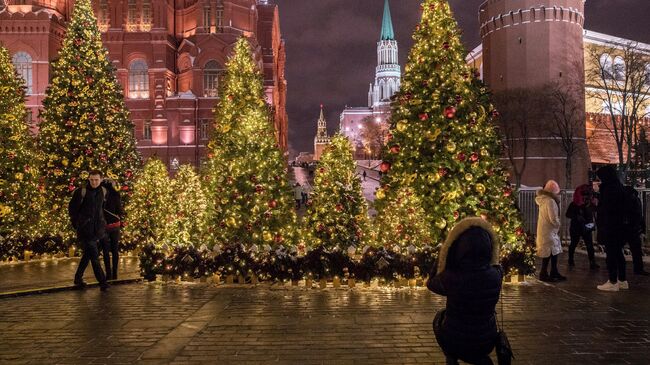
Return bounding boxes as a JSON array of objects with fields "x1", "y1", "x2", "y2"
[{"x1": 517, "y1": 189, "x2": 650, "y2": 242}]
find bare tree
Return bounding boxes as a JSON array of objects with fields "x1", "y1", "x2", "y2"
[
  {"x1": 547, "y1": 82, "x2": 585, "y2": 189},
  {"x1": 493, "y1": 88, "x2": 545, "y2": 189},
  {"x1": 359, "y1": 116, "x2": 387, "y2": 159},
  {"x1": 586, "y1": 41, "x2": 650, "y2": 175}
]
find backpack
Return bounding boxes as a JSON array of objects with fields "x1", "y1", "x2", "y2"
[{"x1": 622, "y1": 186, "x2": 643, "y2": 229}]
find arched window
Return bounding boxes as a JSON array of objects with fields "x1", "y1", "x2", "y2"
[
  {"x1": 599, "y1": 53, "x2": 613, "y2": 80},
  {"x1": 203, "y1": 60, "x2": 222, "y2": 97},
  {"x1": 12, "y1": 52, "x2": 32, "y2": 94},
  {"x1": 613, "y1": 56, "x2": 625, "y2": 81},
  {"x1": 645, "y1": 64, "x2": 650, "y2": 85},
  {"x1": 143, "y1": 120, "x2": 152, "y2": 140},
  {"x1": 128, "y1": 59, "x2": 149, "y2": 99}
]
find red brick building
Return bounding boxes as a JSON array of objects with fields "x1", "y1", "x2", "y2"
[{"x1": 0, "y1": 0, "x2": 287, "y2": 170}]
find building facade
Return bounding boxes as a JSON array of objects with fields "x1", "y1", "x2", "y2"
[
  {"x1": 339, "y1": 0, "x2": 398, "y2": 159},
  {"x1": 313, "y1": 105, "x2": 329, "y2": 161},
  {"x1": 0, "y1": 0, "x2": 287, "y2": 170}
]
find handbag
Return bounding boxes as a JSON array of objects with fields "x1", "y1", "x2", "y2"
[{"x1": 495, "y1": 280, "x2": 514, "y2": 365}]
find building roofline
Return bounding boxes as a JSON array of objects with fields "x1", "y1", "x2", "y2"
[{"x1": 583, "y1": 30, "x2": 650, "y2": 53}]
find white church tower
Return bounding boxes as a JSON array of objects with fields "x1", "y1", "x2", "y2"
[{"x1": 368, "y1": 0, "x2": 400, "y2": 107}]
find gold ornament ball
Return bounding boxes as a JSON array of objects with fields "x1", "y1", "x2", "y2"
[
  {"x1": 480, "y1": 148, "x2": 489, "y2": 156},
  {"x1": 476, "y1": 184, "x2": 486, "y2": 195},
  {"x1": 396, "y1": 120, "x2": 408, "y2": 132},
  {"x1": 464, "y1": 173, "x2": 473, "y2": 181},
  {"x1": 446, "y1": 142, "x2": 456, "y2": 152},
  {"x1": 435, "y1": 218, "x2": 447, "y2": 229},
  {"x1": 375, "y1": 189, "x2": 386, "y2": 199}
]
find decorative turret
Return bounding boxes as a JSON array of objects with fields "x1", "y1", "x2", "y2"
[
  {"x1": 369, "y1": 0, "x2": 400, "y2": 107},
  {"x1": 314, "y1": 104, "x2": 330, "y2": 160}
]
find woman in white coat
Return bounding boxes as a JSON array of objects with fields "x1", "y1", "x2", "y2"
[{"x1": 535, "y1": 180, "x2": 567, "y2": 282}]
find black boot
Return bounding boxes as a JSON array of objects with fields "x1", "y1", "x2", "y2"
[
  {"x1": 539, "y1": 257, "x2": 555, "y2": 282},
  {"x1": 550, "y1": 254, "x2": 567, "y2": 281},
  {"x1": 568, "y1": 247, "x2": 576, "y2": 267}
]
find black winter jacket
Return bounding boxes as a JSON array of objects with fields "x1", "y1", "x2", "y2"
[
  {"x1": 595, "y1": 166, "x2": 625, "y2": 243},
  {"x1": 68, "y1": 183, "x2": 106, "y2": 241},
  {"x1": 427, "y1": 218, "x2": 502, "y2": 360},
  {"x1": 565, "y1": 202, "x2": 595, "y2": 235}
]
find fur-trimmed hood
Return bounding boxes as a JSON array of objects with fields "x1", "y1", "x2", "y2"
[
  {"x1": 436, "y1": 217, "x2": 500, "y2": 275},
  {"x1": 536, "y1": 189, "x2": 560, "y2": 205}
]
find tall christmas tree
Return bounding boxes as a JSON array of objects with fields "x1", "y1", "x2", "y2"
[
  {"x1": 38, "y1": 0, "x2": 140, "y2": 239},
  {"x1": 203, "y1": 37, "x2": 296, "y2": 248},
  {"x1": 373, "y1": 186, "x2": 432, "y2": 249},
  {"x1": 306, "y1": 134, "x2": 369, "y2": 250},
  {"x1": 377, "y1": 0, "x2": 532, "y2": 271},
  {"x1": 172, "y1": 164, "x2": 207, "y2": 245},
  {"x1": 123, "y1": 158, "x2": 174, "y2": 247},
  {"x1": 0, "y1": 46, "x2": 42, "y2": 246}
]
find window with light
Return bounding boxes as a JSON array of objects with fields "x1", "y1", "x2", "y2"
[
  {"x1": 129, "y1": 60, "x2": 149, "y2": 99},
  {"x1": 12, "y1": 52, "x2": 32, "y2": 94},
  {"x1": 204, "y1": 60, "x2": 222, "y2": 97}
]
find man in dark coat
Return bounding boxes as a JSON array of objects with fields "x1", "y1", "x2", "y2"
[
  {"x1": 621, "y1": 186, "x2": 649, "y2": 276},
  {"x1": 69, "y1": 170, "x2": 109, "y2": 291},
  {"x1": 101, "y1": 179, "x2": 124, "y2": 280},
  {"x1": 427, "y1": 217, "x2": 502, "y2": 365},
  {"x1": 595, "y1": 165, "x2": 627, "y2": 291}
]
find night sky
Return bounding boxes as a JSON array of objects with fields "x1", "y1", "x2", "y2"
[{"x1": 274, "y1": 0, "x2": 650, "y2": 156}]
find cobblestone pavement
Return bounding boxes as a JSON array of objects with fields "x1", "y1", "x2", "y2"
[
  {"x1": 0, "y1": 256, "x2": 140, "y2": 294},
  {"x1": 1, "y1": 256, "x2": 649, "y2": 364}
]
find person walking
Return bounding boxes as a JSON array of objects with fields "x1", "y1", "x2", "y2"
[
  {"x1": 566, "y1": 184, "x2": 599, "y2": 270},
  {"x1": 428, "y1": 217, "x2": 502, "y2": 365},
  {"x1": 293, "y1": 183, "x2": 302, "y2": 209},
  {"x1": 535, "y1": 180, "x2": 567, "y2": 282},
  {"x1": 595, "y1": 166, "x2": 628, "y2": 291},
  {"x1": 362, "y1": 170, "x2": 367, "y2": 181},
  {"x1": 101, "y1": 179, "x2": 123, "y2": 280},
  {"x1": 69, "y1": 170, "x2": 109, "y2": 291}
]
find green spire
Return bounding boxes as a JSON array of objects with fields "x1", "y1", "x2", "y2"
[{"x1": 380, "y1": 0, "x2": 395, "y2": 41}]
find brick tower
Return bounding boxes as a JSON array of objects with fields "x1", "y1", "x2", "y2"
[{"x1": 479, "y1": 0, "x2": 591, "y2": 188}]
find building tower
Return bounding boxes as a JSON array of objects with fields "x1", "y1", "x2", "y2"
[
  {"x1": 368, "y1": 0, "x2": 400, "y2": 108},
  {"x1": 314, "y1": 105, "x2": 331, "y2": 161},
  {"x1": 479, "y1": 0, "x2": 590, "y2": 187}
]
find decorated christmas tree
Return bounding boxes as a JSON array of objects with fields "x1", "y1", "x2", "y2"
[
  {"x1": 171, "y1": 164, "x2": 208, "y2": 245},
  {"x1": 373, "y1": 186, "x2": 432, "y2": 250},
  {"x1": 123, "y1": 158, "x2": 174, "y2": 247},
  {"x1": 0, "y1": 46, "x2": 42, "y2": 253},
  {"x1": 203, "y1": 37, "x2": 296, "y2": 248},
  {"x1": 377, "y1": 0, "x2": 533, "y2": 272},
  {"x1": 306, "y1": 134, "x2": 369, "y2": 250},
  {"x1": 38, "y1": 0, "x2": 140, "y2": 240}
]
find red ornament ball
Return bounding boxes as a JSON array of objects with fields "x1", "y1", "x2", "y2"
[
  {"x1": 444, "y1": 106, "x2": 456, "y2": 119},
  {"x1": 255, "y1": 185, "x2": 264, "y2": 193},
  {"x1": 470, "y1": 152, "x2": 479, "y2": 162},
  {"x1": 442, "y1": 42, "x2": 450, "y2": 49},
  {"x1": 504, "y1": 187, "x2": 513, "y2": 197},
  {"x1": 419, "y1": 113, "x2": 429, "y2": 121},
  {"x1": 390, "y1": 145, "x2": 401, "y2": 154},
  {"x1": 380, "y1": 161, "x2": 392, "y2": 173},
  {"x1": 268, "y1": 199, "x2": 277, "y2": 209},
  {"x1": 438, "y1": 167, "x2": 448, "y2": 177},
  {"x1": 515, "y1": 227, "x2": 525, "y2": 236},
  {"x1": 335, "y1": 204, "x2": 343, "y2": 212},
  {"x1": 121, "y1": 185, "x2": 129, "y2": 191},
  {"x1": 456, "y1": 152, "x2": 466, "y2": 162}
]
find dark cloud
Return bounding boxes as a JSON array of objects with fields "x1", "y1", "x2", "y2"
[{"x1": 274, "y1": 0, "x2": 649, "y2": 155}]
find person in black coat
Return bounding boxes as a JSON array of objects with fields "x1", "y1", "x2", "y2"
[
  {"x1": 566, "y1": 184, "x2": 599, "y2": 270},
  {"x1": 621, "y1": 186, "x2": 649, "y2": 276},
  {"x1": 101, "y1": 179, "x2": 124, "y2": 280},
  {"x1": 595, "y1": 165, "x2": 627, "y2": 291},
  {"x1": 427, "y1": 217, "x2": 502, "y2": 365},
  {"x1": 68, "y1": 170, "x2": 108, "y2": 291}
]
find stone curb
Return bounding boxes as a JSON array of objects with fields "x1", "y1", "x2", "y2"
[{"x1": 0, "y1": 277, "x2": 142, "y2": 299}]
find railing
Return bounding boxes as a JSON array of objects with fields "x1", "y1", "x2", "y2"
[{"x1": 517, "y1": 188, "x2": 650, "y2": 242}]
